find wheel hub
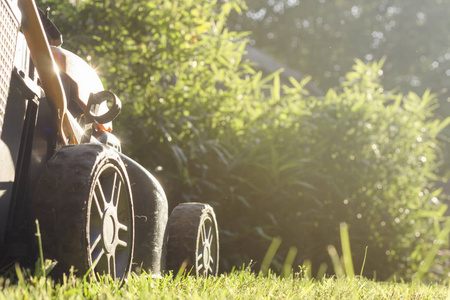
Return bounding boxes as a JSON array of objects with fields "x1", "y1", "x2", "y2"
[{"x1": 102, "y1": 207, "x2": 117, "y2": 253}]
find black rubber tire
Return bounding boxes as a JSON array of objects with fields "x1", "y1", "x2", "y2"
[
  {"x1": 33, "y1": 144, "x2": 134, "y2": 281},
  {"x1": 165, "y1": 203, "x2": 219, "y2": 277},
  {"x1": 119, "y1": 153, "x2": 168, "y2": 275}
]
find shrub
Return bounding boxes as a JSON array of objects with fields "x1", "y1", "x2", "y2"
[{"x1": 218, "y1": 59, "x2": 450, "y2": 280}]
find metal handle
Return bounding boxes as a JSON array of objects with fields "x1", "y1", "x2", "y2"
[{"x1": 18, "y1": 0, "x2": 77, "y2": 145}]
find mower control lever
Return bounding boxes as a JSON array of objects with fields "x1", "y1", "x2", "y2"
[{"x1": 85, "y1": 90, "x2": 122, "y2": 125}]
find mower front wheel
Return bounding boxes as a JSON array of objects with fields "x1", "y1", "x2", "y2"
[{"x1": 33, "y1": 144, "x2": 134, "y2": 282}]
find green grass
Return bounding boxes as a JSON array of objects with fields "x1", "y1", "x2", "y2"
[
  {"x1": 1, "y1": 269, "x2": 449, "y2": 300},
  {"x1": 2, "y1": 222, "x2": 447, "y2": 299}
]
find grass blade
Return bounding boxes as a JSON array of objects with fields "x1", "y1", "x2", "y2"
[
  {"x1": 302, "y1": 259, "x2": 311, "y2": 280},
  {"x1": 340, "y1": 222, "x2": 354, "y2": 277},
  {"x1": 360, "y1": 246, "x2": 368, "y2": 278},
  {"x1": 260, "y1": 236, "x2": 282, "y2": 277},
  {"x1": 327, "y1": 245, "x2": 344, "y2": 278},
  {"x1": 34, "y1": 219, "x2": 57, "y2": 278},
  {"x1": 316, "y1": 263, "x2": 328, "y2": 280},
  {"x1": 281, "y1": 247, "x2": 298, "y2": 279}
]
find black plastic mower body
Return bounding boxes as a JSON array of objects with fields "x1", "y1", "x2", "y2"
[{"x1": 0, "y1": 0, "x2": 168, "y2": 274}]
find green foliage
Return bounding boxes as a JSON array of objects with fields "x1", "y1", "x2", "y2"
[
  {"x1": 227, "y1": 0, "x2": 450, "y2": 173},
  {"x1": 36, "y1": 0, "x2": 450, "y2": 281},
  {"x1": 220, "y1": 59, "x2": 450, "y2": 280}
]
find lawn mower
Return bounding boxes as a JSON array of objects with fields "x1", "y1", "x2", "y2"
[{"x1": 0, "y1": 0, "x2": 219, "y2": 280}]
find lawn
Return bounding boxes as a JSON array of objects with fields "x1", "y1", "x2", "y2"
[
  {"x1": 2, "y1": 223, "x2": 449, "y2": 299},
  {"x1": 1, "y1": 269, "x2": 449, "y2": 300}
]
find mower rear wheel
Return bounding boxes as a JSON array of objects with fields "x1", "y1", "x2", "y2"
[
  {"x1": 33, "y1": 144, "x2": 134, "y2": 281},
  {"x1": 165, "y1": 203, "x2": 219, "y2": 277}
]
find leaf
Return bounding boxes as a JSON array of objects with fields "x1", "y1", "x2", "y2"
[
  {"x1": 271, "y1": 72, "x2": 281, "y2": 101},
  {"x1": 170, "y1": 145, "x2": 188, "y2": 166}
]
